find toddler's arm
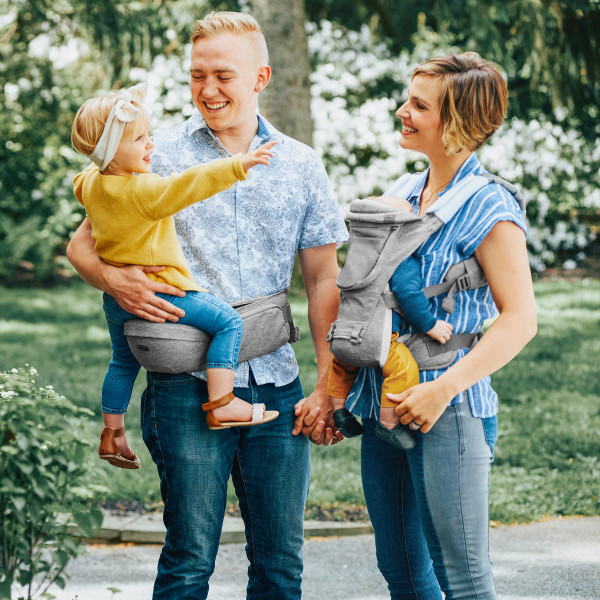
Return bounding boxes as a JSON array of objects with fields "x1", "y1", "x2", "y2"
[
  {"x1": 426, "y1": 320, "x2": 453, "y2": 344},
  {"x1": 136, "y1": 141, "x2": 277, "y2": 220}
]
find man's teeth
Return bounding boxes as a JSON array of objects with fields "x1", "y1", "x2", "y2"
[{"x1": 206, "y1": 102, "x2": 228, "y2": 109}]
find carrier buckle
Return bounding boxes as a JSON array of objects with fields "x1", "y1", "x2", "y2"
[{"x1": 455, "y1": 273, "x2": 470, "y2": 291}]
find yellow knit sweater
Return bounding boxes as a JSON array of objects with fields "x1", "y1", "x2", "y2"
[{"x1": 73, "y1": 155, "x2": 247, "y2": 292}]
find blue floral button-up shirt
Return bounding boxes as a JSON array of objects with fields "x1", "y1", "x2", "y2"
[{"x1": 151, "y1": 112, "x2": 348, "y2": 388}]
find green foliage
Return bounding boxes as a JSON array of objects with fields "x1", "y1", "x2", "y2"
[
  {"x1": 306, "y1": 0, "x2": 600, "y2": 133},
  {"x1": 3, "y1": 281, "x2": 598, "y2": 524},
  {"x1": 0, "y1": 366, "x2": 106, "y2": 600},
  {"x1": 0, "y1": 0, "x2": 217, "y2": 283},
  {"x1": 309, "y1": 20, "x2": 599, "y2": 271}
]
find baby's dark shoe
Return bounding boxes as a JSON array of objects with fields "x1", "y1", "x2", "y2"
[
  {"x1": 375, "y1": 422, "x2": 417, "y2": 450},
  {"x1": 333, "y1": 408, "x2": 364, "y2": 438}
]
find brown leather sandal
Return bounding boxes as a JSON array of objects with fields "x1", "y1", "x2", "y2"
[
  {"x1": 98, "y1": 427, "x2": 141, "y2": 469},
  {"x1": 202, "y1": 392, "x2": 279, "y2": 430}
]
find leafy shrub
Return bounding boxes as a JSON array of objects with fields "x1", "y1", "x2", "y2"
[
  {"x1": 308, "y1": 20, "x2": 599, "y2": 272},
  {"x1": 0, "y1": 367, "x2": 105, "y2": 600}
]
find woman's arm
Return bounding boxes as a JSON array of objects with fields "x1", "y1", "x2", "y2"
[
  {"x1": 67, "y1": 217, "x2": 185, "y2": 323},
  {"x1": 391, "y1": 220, "x2": 537, "y2": 433}
]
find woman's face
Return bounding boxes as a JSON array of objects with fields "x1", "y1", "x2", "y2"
[{"x1": 396, "y1": 75, "x2": 445, "y2": 159}]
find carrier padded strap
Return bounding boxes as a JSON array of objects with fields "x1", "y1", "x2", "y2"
[
  {"x1": 423, "y1": 257, "x2": 487, "y2": 314},
  {"x1": 479, "y1": 173, "x2": 526, "y2": 212},
  {"x1": 424, "y1": 332, "x2": 482, "y2": 357}
]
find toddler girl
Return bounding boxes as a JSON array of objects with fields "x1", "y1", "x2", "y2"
[{"x1": 71, "y1": 83, "x2": 278, "y2": 469}]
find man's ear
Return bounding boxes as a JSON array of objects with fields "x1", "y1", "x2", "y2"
[{"x1": 255, "y1": 65, "x2": 271, "y2": 93}]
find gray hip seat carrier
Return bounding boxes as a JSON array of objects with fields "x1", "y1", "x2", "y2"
[
  {"x1": 326, "y1": 172, "x2": 525, "y2": 371},
  {"x1": 124, "y1": 289, "x2": 300, "y2": 374}
]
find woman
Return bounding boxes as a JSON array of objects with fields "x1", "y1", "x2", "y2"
[{"x1": 346, "y1": 53, "x2": 537, "y2": 599}]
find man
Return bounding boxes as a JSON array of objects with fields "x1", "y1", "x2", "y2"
[{"x1": 67, "y1": 11, "x2": 348, "y2": 599}]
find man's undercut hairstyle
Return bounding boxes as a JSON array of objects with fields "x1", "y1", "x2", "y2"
[
  {"x1": 71, "y1": 92, "x2": 150, "y2": 156},
  {"x1": 190, "y1": 11, "x2": 269, "y2": 66},
  {"x1": 413, "y1": 52, "x2": 508, "y2": 154}
]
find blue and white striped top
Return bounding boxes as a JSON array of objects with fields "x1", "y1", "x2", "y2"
[{"x1": 346, "y1": 152, "x2": 527, "y2": 419}]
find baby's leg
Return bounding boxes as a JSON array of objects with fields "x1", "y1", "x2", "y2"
[
  {"x1": 100, "y1": 294, "x2": 141, "y2": 468},
  {"x1": 328, "y1": 358, "x2": 364, "y2": 437}
]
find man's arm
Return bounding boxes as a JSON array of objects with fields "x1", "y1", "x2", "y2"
[
  {"x1": 291, "y1": 243, "x2": 342, "y2": 445},
  {"x1": 67, "y1": 217, "x2": 185, "y2": 323}
]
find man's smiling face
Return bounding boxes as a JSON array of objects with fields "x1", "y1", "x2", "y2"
[{"x1": 190, "y1": 32, "x2": 268, "y2": 139}]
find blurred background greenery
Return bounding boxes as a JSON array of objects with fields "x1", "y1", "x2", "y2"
[
  {"x1": 1, "y1": 0, "x2": 599, "y2": 282},
  {"x1": 1, "y1": 280, "x2": 599, "y2": 523},
  {"x1": 1, "y1": 0, "x2": 599, "y2": 523}
]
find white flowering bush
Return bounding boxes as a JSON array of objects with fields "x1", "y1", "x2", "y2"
[
  {"x1": 0, "y1": 367, "x2": 105, "y2": 600},
  {"x1": 308, "y1": 21, "x2": 599, "y2": 271}
]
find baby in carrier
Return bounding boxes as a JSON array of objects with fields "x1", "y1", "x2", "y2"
[{"x1": 327, "y1": 196, "x2": 453, "y2": 450}]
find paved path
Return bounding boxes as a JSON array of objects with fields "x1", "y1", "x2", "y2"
[{"x1": 42, "y1": 516, "x2": 600, "y2": 599}]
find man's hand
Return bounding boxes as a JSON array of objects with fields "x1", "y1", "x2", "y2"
[
  {"x1": 292, "y1": 391, "x2": 343, "y2": 446},
  {"x1": 104, "y1": 264, "x2": 186, "y2": 322}
]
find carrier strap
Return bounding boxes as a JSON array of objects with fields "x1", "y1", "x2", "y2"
[
  {"x1": 423, "y1": 332, "x2": 482, "y2": 356},
  {"x1": 382, "y1": 257, "x2": 487, "y2": 315},
  {"x1": 423, "y1": 257, "x2": 487, "y2": 313}
]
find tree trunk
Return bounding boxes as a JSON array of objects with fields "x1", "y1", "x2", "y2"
[{"x1": 251, "y1": 0, "x2": 314, "y2": 147}]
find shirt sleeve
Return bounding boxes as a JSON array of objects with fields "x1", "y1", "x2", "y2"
[
  {"x1": 72, "y1": 163, "x2": 98, "y2": 207},
  {"x1": 132, "y1": 155, "x2": 247, "y2": 221},
  {"x1": 298, "y1": 152, "x2": 348, "y2": 249},
  {"x1": 389, "y1": 256, "x2": 437, "y2": 333},
  {"x1": 459, "y1": 183, "x2": 527, "y2": 256}
]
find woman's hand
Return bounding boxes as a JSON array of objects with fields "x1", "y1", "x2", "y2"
[{"x1": 388, "y1": 379, "x2": 454, "y2": 434}]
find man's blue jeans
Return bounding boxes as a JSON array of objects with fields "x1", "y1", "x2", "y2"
[
  {"x1": 141, "y1": 372, "x2": 310, "y2": 599},
  {"x1": 101, "y1": 291, "x2": 242, "y2": 414},
  {"x1": 361, "y1": 403, "x2": 498, "y2": 600}
]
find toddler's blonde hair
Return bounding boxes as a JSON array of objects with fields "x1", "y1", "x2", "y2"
[{"x1": 71, "y1": 91, "x2": 150, "y2": 157}]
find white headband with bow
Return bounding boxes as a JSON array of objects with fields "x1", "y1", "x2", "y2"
[{"x1": 89, "y1": 83, "x2": 148, "y2": 171}]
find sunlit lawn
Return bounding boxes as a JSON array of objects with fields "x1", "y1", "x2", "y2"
[{"x1": 1, "y1": 278, "x2": 599, "y2": 523}]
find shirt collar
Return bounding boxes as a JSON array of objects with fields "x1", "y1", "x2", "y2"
[
  {"x1": 408, "y1": 152, "x2": 481, "y2": 202},
  {"x1": 184, "y1": 112, "x2": 285, "y2": 144}
]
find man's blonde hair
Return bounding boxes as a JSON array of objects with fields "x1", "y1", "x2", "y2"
[
  {"x1": 71, "y1": 92, "x2": 150, "y2": 156},
  {"x1": 190, "y1": 11, "x2": 269, "y2": 65},
  {"x1": 413, "y1": 53, "x2": 508, "y2": 154}
]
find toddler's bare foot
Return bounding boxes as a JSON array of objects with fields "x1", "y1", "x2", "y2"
[{"x1": 212, "y1": 396, "x2": 254, "y2": 423}]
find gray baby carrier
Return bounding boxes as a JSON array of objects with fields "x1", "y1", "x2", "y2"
[
  {"x1": 327, "y1": 172, "x2": 525, "y2": 371},
  {"x1": 124, "y1": 289, "x2": 300, "y2": 374}
]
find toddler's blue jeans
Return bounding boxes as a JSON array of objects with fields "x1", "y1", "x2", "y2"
[{"x1": 101, "y1": 291, "x2": 242, "y2": 414}]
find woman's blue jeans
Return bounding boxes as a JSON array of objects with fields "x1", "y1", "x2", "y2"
[
  {"x1": 141, "y1": 372, "x2": 310, "y2": 599},
  {"x1": 361, "y1": 403, "x2": 498, "y2": 600},
  {"x1": 101, "y1": 291, "x2": 242, "y2": 414}
]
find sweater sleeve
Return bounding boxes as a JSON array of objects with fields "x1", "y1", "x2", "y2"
[
  {"x1": 132, "y1": 154, "x2": 248, "y2": 221},
  {"x1": 72, "y1": 163, "x2": 99, "y2": 207},
  {"x1": 389, "y1": 255, "x2": 437, "y2": 333}
]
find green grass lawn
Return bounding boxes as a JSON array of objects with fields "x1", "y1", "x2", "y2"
[{"x1": 1, "y1": 279, "x2": 599, "y2": 523}]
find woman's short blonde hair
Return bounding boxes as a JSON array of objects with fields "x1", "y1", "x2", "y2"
[
  {"x1": 189, "y1": 11, "x2": 268, "y2": 65},
  {"x1": 71, "y1": 92, "x2": 150, "y2": 156},
  {"x1": 413, "y1": 52, "x2": 508, "y2": 154}
]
